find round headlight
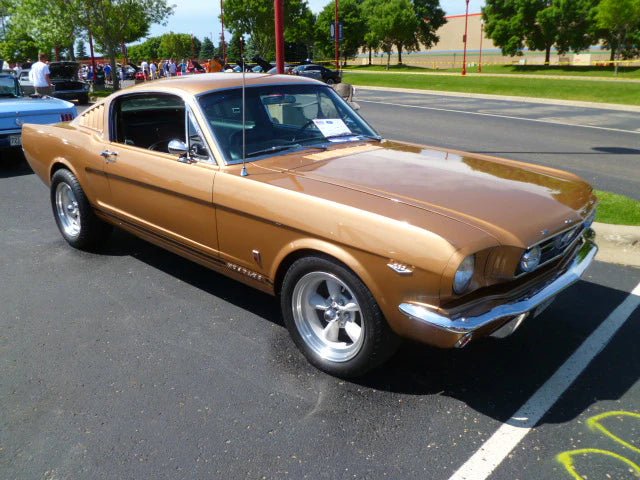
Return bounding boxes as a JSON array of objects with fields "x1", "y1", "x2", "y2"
[
  {"x1": 453, "y1": 255, "x2": 475, "y2": 294},
  {"x1": 520, "y1": 246, "x2": 541, "y2": 273}
]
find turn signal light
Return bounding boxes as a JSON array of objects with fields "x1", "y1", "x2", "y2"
[{"x1": 60, "y1": 113, "x2": 74, "y2": 122}]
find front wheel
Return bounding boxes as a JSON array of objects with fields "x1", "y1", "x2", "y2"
[
  {"x1": 281, "y1": 256, "x2": 399, "y2": 377},
  {"x1": 50, "y1": 169, "x2": 112, "y2": 250}
]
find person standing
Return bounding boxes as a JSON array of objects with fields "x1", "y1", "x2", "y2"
[
  {"x1": 28, "y1": 53, "x2": 53, "y2": 96},
  {"x1": 149, "y1": 61, "x2": 157, "y2": 80},
  {"x1": 168, "y1": 59, "x2": 177, "y2": 77},
  {"x1": 141, "y1": 60, "x2": 149, "y2": 81}
]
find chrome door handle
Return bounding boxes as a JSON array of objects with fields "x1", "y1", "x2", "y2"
[{"x1": 100, "y1": 150, "x2": 118, "y2": 162}]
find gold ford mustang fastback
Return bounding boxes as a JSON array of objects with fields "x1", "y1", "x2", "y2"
[{"x1": 23, "y1": 73, "x2": 598, "y2": 377}]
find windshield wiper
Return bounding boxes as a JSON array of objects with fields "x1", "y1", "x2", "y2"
[
  {"x1": 325, "y1": 133, "x2": 382, "y2": 141},
  {"x1": 245, "y1": 144, "x2": 301, "y2": 158}
]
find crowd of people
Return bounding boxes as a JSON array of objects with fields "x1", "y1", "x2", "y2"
[{"x1": 137, "y1": 56, "x2": 226, "y2": 81}]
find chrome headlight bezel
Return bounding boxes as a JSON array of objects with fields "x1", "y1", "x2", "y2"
[
  {"x1": 583, "y1": 209, "x2": 596, "y2": 229},
  {"x1": 453, "y1": 255, "x2": 475, "y2": 295},
  {"x1": 520, "y1": 245, "x2": 542, "y2": 273}
]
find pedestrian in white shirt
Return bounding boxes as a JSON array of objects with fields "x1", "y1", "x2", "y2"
[
  {"x1": 28, "y1": 53, "x2": 53, "y2": 96},
  {"x1": 149, "y1": 61, "x2": 157, "y2": 80},
  {"x1": 141, "y1": 60, "x2": 149, "y2": 80}
]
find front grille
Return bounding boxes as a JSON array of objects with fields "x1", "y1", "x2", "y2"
[{"x1": 516, "y1": 225, "x2": 584, "y2": 276}]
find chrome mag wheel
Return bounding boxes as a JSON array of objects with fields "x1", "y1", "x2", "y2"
[
  {"x1": 291, "y1": 271, "x2": 365, "y2": 363},
  {"x1": 55, "y1": 182, "x2": 81, "y2": 238}
]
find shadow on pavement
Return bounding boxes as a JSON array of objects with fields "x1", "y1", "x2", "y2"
[
  {"x1": 93, "y1": 229, "x2": 637, "y2": 426},
  {"x1": 0, "y1": 154, "x2": 33, "y2": 178}
]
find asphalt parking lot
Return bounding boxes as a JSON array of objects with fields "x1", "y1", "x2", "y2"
[{"x1": 1, "y1": 96, "x2": 639, "y2": 480}]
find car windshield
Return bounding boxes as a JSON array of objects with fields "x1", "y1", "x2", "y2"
[
  {"x1": 197, "y1": 84, "x2": 379, "y2": 164},
  {"x1": 0, "y1": 76, "x2": 18, "y2": 97}
]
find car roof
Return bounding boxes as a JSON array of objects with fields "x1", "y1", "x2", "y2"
[{"x1": 122, "y1": 72, "x2": 320, "y2": 96}]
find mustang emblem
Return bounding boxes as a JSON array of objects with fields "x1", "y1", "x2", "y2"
[{"x1": 15, "y1": 118, "x2": 24, "y2": 126}]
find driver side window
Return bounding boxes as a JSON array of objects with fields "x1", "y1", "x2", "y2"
[{"x1": 113, "y1": 94, "x2": 186, "y2": 152}]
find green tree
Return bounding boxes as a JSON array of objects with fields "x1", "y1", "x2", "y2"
[
  {"x1": 158, "y1": 32, "x2": 194, "y2": 60},
  {"x1": 412, "y1": 0, "x2": 447, "y2": 51},
  {"x1": 365, "y1": 0, "x2": 419, "y2": 65},
  {"x1": 6, "y1": 0, "x2": 81, "y2": 59},
  {"x1": 553, "y1": 0, "x2": 599, "y2": 55},
  {"x1": 200, "y1": 36, "x2": 216, "y2": 59},
  {"x1": 82, "y1": 0, "x2": 174, "y2": 90},
  {"x1": 128, "y1": 35, "x2": 162, "y2": 64},
  {"x1": 315, "y1": 0, "x2": 366, "y2": 64},
  {"x1": 223, "y1": 0, "x2": 313, "y2": 59},
  {"x1": 597, "y1": 0, "x2": 640, "y2": 72},
  {"x1": 227, "y1": 31, "x2": 245, "y2": 61},
  {"x1": 76, "y1": 38, "x2": 88, "y2": 59},
  {"x1": 483, "y1": 0, "x2": 600, "y2": 65}
]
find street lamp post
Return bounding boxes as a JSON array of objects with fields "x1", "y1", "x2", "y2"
[
  {"x1": 479, "y1": 19, "x2": 484, "y2": 73},
  {"x1": 462, "y1": 0, "x2": 470, "y2": 76}
]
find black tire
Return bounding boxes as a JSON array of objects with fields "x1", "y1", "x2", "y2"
[
  {"x1": 50, "y1": 169, "x2": 112, "y2": 250},
  {"x1": 78, "y1": 94, "x2": 90, "y2": 105},
  {"x1": 326, "y1": 78, "x2": 335, "y2": 85},
  {"x1": 281, "y1": 255, "x2": 400, "y2": 377}
]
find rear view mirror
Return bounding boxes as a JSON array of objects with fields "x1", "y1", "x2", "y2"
[{"x1": 168, "y1": 139, "x2": 188, "y2": 155}]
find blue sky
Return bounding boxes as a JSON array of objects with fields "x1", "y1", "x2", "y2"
[{"x1": 148, "y1": 0, "x2": 485, "y2": 45}]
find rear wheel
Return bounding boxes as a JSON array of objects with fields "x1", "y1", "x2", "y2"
[
  {"x1": 78, "y1": 94, "x2": 89, "y2": 105},
  {"x1": 51, "y1": 169, "x2": 112, "y2": 250},
  {"x1": 281, "y1": 256, "x2": 399, "y2": 377}
]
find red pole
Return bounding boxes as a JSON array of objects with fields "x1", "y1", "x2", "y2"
[
  {"x1": 462, "y1": 0, "x2": 469, "y2": 76},
  {"x1": 220, "y1": 0, "x2": 226, "y2": 63},
  {"x1": 275, "y1": 0, "x2": 285, "y2": 74},
  {"x1": 479, "y1": 20, "x2": 484, "y2": 73},
  {"x1": 334, "y1": 0, "x2": 340, "y2": 71}
]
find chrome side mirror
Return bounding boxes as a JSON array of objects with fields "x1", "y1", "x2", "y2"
[{"x1": 168, "y1": 139, "x2": 188, "y2": 155}]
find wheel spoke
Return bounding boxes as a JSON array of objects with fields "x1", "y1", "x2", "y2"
[
  {"x1": 309, "y1": 293, "x2": 329, "y2": 311},
  {"x1": 344, "y1": 321, "x2": 361, "y2": 343},
  {"x1": 326, "y1": 279, "x2": 342, "y2": 299},
  {"x1": 340, "y1": 302, "x2": 359, "y2": 313},
  {"x1": 322, "y1": 319, "x2": 340, "y2": 342}
]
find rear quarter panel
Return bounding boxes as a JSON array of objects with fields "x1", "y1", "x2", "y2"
[{"x1": 22, "y1": 123, "x2": 110, "y2": 204}]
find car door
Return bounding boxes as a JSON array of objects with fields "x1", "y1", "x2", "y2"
[{"x1": 101, "y1": 92, "x2": 219, "y2": 257}]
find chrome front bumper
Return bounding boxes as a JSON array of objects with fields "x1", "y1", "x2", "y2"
[{"x1": 398, "y1": 238, "x2": 598, "y2": 348}]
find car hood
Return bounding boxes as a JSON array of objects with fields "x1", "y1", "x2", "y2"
[
  {"x1": 258, "y1": 141, "x2": 595, "y2": 248},
  {"x1": 0, "y1": 97, "x2": 75, "y2": 118},
  {"x1": 49, "y1": 62, "x2": 80, "y2": 80}
]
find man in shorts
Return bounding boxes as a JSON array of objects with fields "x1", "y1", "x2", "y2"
[{"x1": 28, "y1": 53, "x2": 53, "y2": 96}]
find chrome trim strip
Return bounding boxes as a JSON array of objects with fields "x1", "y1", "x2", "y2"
[{"x1": 399, "y1": 237, "x2": 597, "y2": 336}]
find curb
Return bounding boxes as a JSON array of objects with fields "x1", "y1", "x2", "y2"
[
  {"x1": 354, "y1": 85, "x2": 640, "y2": 113},
  {"x1": 593, "y1": 222, "x2": 640, "y2": 268}
]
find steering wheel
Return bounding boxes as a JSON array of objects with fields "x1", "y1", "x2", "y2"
[
  {"x1": 148, "y1": 139, "x2": 172, "y2": 152},
  {"x1": 292, "y1": 119, "x2": 317, "y2": 141}
]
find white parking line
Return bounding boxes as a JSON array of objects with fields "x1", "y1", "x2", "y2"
[
  {"x1": 360, "y1": 99, "x2": 640, "y2": 136},
  {"x1": 448, "y1": 281, "x2": 640, "y2": 480}
]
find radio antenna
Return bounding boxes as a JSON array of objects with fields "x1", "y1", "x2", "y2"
[{"x1": 240, "y1": 36, "x2": 248, "y2": 177}]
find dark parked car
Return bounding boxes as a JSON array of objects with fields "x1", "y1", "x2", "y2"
[
  {"x1": 49, "y1": 61, "x2": 90, "y2": 104},
  {"x1": 21, "y1": 62, "x2": 90, "y2": 104},
  {"x1": 292, "y1": 64, "x2": 342, "y2": 84}
]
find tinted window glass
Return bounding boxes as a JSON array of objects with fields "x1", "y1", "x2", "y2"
[{"x1": 114, "y1": 94, "x2": 185, "y2": 151}]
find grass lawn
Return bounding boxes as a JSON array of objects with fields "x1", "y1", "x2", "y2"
[
  {"x1": 342, "y1": 72, "x2": 640, "y2": 106},
  {"x1": 596, "y1": 191, "x2": 640, "y2": 226},
  {"x1": 343, "y1": 63, "x2": 640, "y2": 79}
]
